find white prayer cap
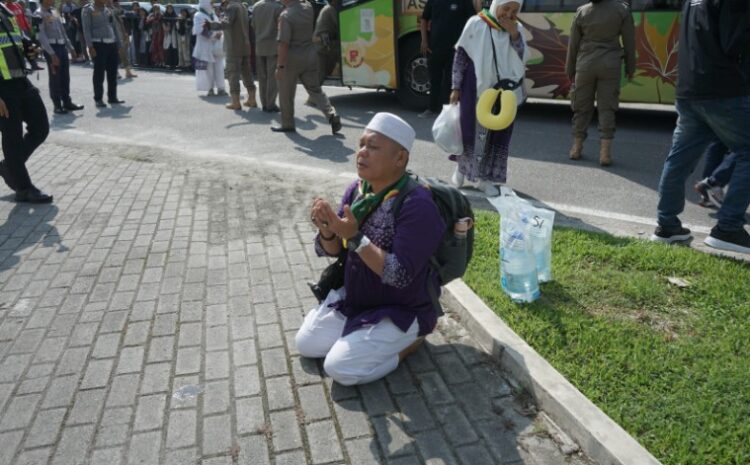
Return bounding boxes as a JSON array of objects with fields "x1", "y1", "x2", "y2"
[{"x1": 365, "y1": 112, "x2": 416, "y2": 152}]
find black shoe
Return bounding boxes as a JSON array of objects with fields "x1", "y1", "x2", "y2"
[
  {"x1": 267, "y1": 105, "x2": 280, "y2": 113},
  {"x1": 704, "y1": 226, "x2": 750, "y2": 254},
  {"x1": 270, "y1": 125, "x2": 295, "y2": 133},
  {"x1": 650, "y1": 225, "x2": 692, "y2": 244},
  {"x1": 329, "y1": 114, "x2": 342, "y2": 134},
  {"x1": 108, "y1": 98, "x2": 125, "y2": 105},
  {"x1": 63, "y1": 102, "x2": 84, "y2": 111},
  {"x1": 0, "y1": 161, "x2": 18, "y2": 191},
  {"x1": 53, "y1": 106, "x2": 68, "y2": 115},
  {"x1": 15, "y1": 187, "x2": 53, "y2": 204},
  {"x1": 95, "y1": 100, "x2": 107, "y2": 108}
]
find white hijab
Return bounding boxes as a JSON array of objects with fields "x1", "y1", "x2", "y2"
[
  {"x1": 193, "y1": 0, "x2": 216, "y2": 35},
  {"x1": 454, "y1": 0, "x2": 528, "y2": 104}
]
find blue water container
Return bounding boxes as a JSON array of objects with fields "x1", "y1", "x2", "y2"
[{"x1": 500, "y1": 231, "x2": 540, "y2": 303}]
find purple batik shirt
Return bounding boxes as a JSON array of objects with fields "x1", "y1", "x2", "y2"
[{"x1": 315, "y1": 181, "x2": 446, "y2": 337}]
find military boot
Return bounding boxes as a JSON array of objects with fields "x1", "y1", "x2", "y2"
[
  {"x1": 225, "y1": 93, "x2": 242, "y2": 110},
  {"x1": 569, "y1": 137, "x2": 584, "y2": 160},
  {"x1": 243, "y1": 88, "x2": 258, "y2": 108},
  {"x1": 599, "y1": 139, "x2": 613, "y2": 166}
]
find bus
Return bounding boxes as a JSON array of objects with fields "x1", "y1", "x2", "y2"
[{"x1": 325, "y1": 0, "x2": 682, "y2": 107}]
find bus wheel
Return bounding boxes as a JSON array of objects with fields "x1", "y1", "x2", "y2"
[{"x1": 396, "y1": 36, "x2": 430, "y2": 110}]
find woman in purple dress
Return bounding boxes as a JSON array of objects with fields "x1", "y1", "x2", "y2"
[
  {"x1": 449, "y1": 0, "x2": 528, "y2": 197},
  {"x1": 296, "y1": 113, "x2": 446, "y2": 386}
]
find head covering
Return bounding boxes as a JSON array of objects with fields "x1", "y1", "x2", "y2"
[
  {"x1": 365, "y1": 112, "x2": 416, "y2": 152},
  {"x1": 198, "y1": 0, "x2": 213, "y2": 13},
  {"x1": 454, "y1": 1, "x2": 528, "y2": 104},
  {"x1": 490, "y1": 0, "x2": 523, "y2": 15}
]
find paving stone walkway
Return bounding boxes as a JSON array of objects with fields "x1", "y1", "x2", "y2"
[{"x1": 0, "y1": 141, "x2": 594, "y2": 465}]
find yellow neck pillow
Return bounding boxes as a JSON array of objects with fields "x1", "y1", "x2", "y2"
[{"x1": 476, "y1": 83, "x2": 518, "y2": 131}]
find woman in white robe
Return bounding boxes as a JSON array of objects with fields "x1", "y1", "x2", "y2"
[{"x1": 192, "y1": 0, "x2": 225, "y2": 95}]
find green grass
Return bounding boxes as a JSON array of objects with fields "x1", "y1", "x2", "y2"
[{"x1": 464, "y1": 210, "x2": 750, "y2": 465}]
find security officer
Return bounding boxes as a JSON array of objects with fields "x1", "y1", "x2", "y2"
[
  {"x1": 37, "y1": 0, "x2": 84, "y2": 114},
  {"x1": 419, "y1": 0, "x2": 477, "y2": 118},
  {"x1": 272, "y1": 0, "x2": 341, "y2": 133},
  {"x1": 81, "y1": 0, "x2": 123, "y2": 107},
  {"x1": 251, "y1": 0, "x2": 283, "y2": 112},
  {"x1": 565, "y1": 0, "x2": 635, "y2": 166},
  {"x1": 208, "y1": 0, "x2": 257, "y2": 110},
  {"x1": 0, "y1": 2, "x2": 53, "y2": 203}
]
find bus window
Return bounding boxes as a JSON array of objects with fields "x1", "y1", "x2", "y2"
[
  {"x1": 627, "y1": 0, "x2": 681, "y2": 11},
  {"x1": 524, "y1": 0, "x2": 680, "y2": 13}
]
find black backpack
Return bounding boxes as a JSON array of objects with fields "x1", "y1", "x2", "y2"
[{"x1": 393, "y1": 173, "x2": 475, "y2": 314}]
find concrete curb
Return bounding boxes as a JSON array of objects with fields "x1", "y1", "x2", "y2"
[{"x1": 442, "y1": 279, "x2": 663, "y2": 465}]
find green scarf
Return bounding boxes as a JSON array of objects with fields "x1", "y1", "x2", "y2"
[
  {"x1": 478, "y1": 8, "x2": 503, "y2": 30},
  {"x1": 350, "y1": 174, "x2": 409, "y2": 225}
]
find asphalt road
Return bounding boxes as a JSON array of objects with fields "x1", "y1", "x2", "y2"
[{"x1": 41, "y1": 65, "x2": 733, "y2": 233}]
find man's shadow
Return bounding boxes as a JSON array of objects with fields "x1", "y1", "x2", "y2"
[
  {"x1": 95, "y1": 104, "x2": 133, "y2": 120},
  {"x1": 0, "y1": 202, "x2": 67, "y2": 274},
  {"x1": 50, "y1": 111, "x2": 82, "y2": 130},
  {"x1": 299, "y1": 340, "x2": 533, "y2": 464}
]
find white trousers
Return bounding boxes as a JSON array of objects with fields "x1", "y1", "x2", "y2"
[
  {"x1": 195, "y1": 59, "x2": 225, "y2": 92},
  {"x1": 295, "y1": 297, "x2": 419, "y2": 386}
]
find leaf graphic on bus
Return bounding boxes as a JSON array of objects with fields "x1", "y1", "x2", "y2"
[
  {"x1": 635, "y1": 12, "x2": 679, "y2": 86},
  {"x1": 520, "y1": 18, "x2": 571, "y2": 98}
]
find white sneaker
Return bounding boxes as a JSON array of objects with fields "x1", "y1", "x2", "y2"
[
  {"x1": 417, "y1": 109, "x2": 436, "y2": 119},
  {"x1": 478, "y1": 181, "x2": 500, "y2": 197},
  {"x1": 451, "y1": 166, "x2": 465, "y2": 188}
]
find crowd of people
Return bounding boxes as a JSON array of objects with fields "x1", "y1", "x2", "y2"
[{"x1": 55, "y1": 0, "x2": 197, "y2": 71}]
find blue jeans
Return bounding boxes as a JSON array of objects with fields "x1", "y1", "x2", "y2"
[
  {"x1": 701, "y1": 140, "x2": 736, "y2": 187},
  {"x1": 657, "y1": 96, "x2": 750, "y2": 231}
]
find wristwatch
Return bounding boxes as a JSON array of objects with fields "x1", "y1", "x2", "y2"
[{"x1": 347, "y1": 232, "x2": 370, "y2": 254}]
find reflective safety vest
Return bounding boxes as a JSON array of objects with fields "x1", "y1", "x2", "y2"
[{"x1": 0, "y1": 8, "x2": 26, "y2": 81}]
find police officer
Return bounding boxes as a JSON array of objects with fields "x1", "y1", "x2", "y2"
[
  {"x1": 565, "y1": 0, "x2": 635, "y2": 166},
  {"x1": 252, "y1": 0, "x2": 283, "y2": 112},
  {"x1": 272, "y1": 0, "x2": 341, "y2": 133},
  {"x1": 208, "y1": 0, "x2": 257, "y2": 110},
  {"x1": 37, "y1": 0, "x2": 84, "y2": 114},
  {"x1": 110, "y1": 0, "x2": 136, "y2": 79},
  {"x1": 0, "y1": 2, "x2": 53, "y2": 203},
  {"x1": 81, "y1": 0, "x2": 123, "y2": 107},
  {"x1": 313, "y1": 0, "x2": 340, "y2": 87}
]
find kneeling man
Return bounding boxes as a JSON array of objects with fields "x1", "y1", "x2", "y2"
[{"x1": 297, "y1": 113, "x2": 446, "y2": 386}]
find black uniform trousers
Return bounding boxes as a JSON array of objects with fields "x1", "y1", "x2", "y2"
[
  {"x1": 43, "y1": 43, "x2": 71, "y2": 108},
  {"x1": 428, "y1": 47, "x2": 454, "y2": 113},
  {"x1": 92, "y1": 42, "x2": 119, "y2": 102},
  {"x1": 0, "y1": 78, "x2": 49, "y2": 191}
]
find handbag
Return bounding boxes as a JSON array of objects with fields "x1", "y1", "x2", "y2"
[{"x1": 308, "y1": 251, "x2": 346, "y2": 303}]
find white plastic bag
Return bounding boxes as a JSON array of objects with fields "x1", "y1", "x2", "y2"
[
  {"x1": 489, "y1": 193, "x2": 540, "y2": 302},
  {"x1": 432, "y1": 104, "x2": 463, "y2": 154}
]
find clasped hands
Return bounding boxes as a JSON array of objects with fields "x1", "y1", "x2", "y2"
[{"x1": 310, "y1": 197, "x2": 358, "y2": 241}]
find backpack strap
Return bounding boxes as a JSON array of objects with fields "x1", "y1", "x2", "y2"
[
  {"x1": 390, "y1": 175, "x2": 445, "y2": 317},
  {"x1": 391, "y1": 176, "x2": 419, "y2": 220}
]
